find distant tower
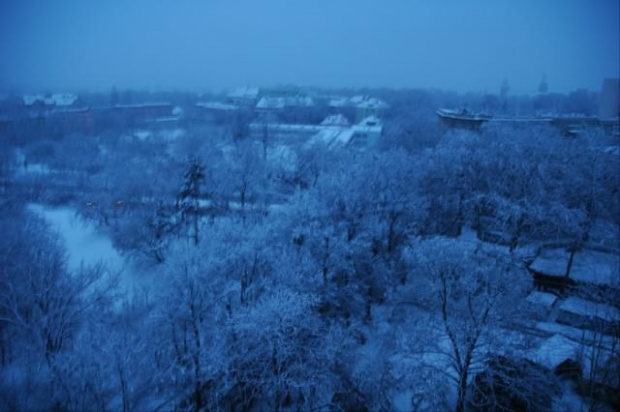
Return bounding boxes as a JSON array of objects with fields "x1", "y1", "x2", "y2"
[
  {"x1": 538, "y1": 75, "x2": 549, "y2": 94},
  {"x1": 500, "y1": 78, "x2": 510, "y2": 113},
  {"x1": 500, "y1": 78, "x2": 510, "y2": 99},
  {"x1": 598, "y1": 78, "x2": 620, "y2": 119}
]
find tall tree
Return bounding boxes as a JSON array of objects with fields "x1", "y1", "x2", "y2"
[
  {"x1": 177, "y1": 158, "x2": 206, "y2": 245},
  {"x1": 407, "y1": 238, "x2": 529, "y2": 412}
]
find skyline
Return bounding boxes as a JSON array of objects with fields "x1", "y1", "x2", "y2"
[{"x1": 1, "y1": 0, "x2": 618, "y2": 95}]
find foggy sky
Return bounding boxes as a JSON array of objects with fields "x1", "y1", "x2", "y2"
[{"x1": 1, "y1": 0, "x2": 618, "y2": 95}]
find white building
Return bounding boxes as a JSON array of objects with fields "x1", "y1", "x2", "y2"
[
  {"x1": 327, "y1": 95, "x2": 389, "y2": 121},
  {"x1": 255, "y1": 95, "x2": 315, "y2": 112},
  {"x1": 23, "y1": 93, "x2": 78, "y2": 107},
  {"x1": 249, "y1": 115, "x2": 383, "y2": 150},
  {"x1": 227, "y1": 87, "x2": 260, "y2": 106}
]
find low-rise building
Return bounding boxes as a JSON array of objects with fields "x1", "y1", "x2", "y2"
[
  {"x1": 438, "y1": 78, "x2": 620, "y2": 136},
  {"x1": 111, "y1": 103, "x2": 174, "y2": 119},
  {"x1": 255, "y1": 95, "x2": 315, "y2": 113},
  {"x1": 328, "y1": 95, "x2": 389, "y2": 122},
  {"x1": 598, "y1": 78, "x2": 619, "y2": 120},
  {"x1": 227, "y1": 87, "x2": 260, "y2": 106},
  {"x1": 557, "y1": 297, "x2": 620, "y2": 335},
  {"x1": 528, "y1": 249, "x2": 619, "y2": 294},
  {"x1": 248, "y1": 114, "x2": 383, "y2": 150},
  {"x1": 23, "y1": 93, "x2": 79, "y2": 108}
]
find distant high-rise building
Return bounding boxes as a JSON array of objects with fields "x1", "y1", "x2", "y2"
[{"x1": 598, "y1": 78, "x2": 619, "y2": 120}]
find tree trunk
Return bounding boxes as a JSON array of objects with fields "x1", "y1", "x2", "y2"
[
  {"x1": 322, "y1": 237, "x2": 330, "y2": 285},
  {"x1": 455, "y1": 349, "x2": 473, "y2": 412},
  {"x1": 118, "y1": 362, "x2": 129, "y2": 412},
  {"x1": 193, "y1": 214, "x2": 199, "y2": 246},
  {"x1": 365, "y1": 285, "x2": 372, "y2": 324},
  {"x1": 240, "y1": 182, "x2": 246, "y2": 211},
  {"x1": 189, "y1": 291, "x2": 202, "y2": 411},
  {"x1": 565, "y1": 246, "x2": 577, "y2": 278}
]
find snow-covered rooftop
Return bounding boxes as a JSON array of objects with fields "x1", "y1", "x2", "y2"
[
  {"x1": 327, "y1": 97, "x2": 349, "y2": 107},
  {"x1": 115, "y1": 102, "x2": 172, "y2": 108},
  {"x1": 256, "y1": 97, "x2": 286, "y2": 110},
  {"x1": 536, "y1": 322, "x2": 618, "y2": 350},
  {"x1": 306, "y1": 127, "x2": 356, "y2": 149},
  {"x1": 352, "y1": 115, "x2": 383, "y2": 134},
  {"x1": 320, "y1": 114, "x2": 350, "y2": 126},
  {"x1": 356, "y1": 97, "x2": 389, "y2": 109},
  {"x1": 196, "y1": 102, "x2": 239, "y2": 111},
  {"x1": 327, "y1": 95, "x2": 389, "y2": 109},
  {"x1": 559, "y1": 297, "x2": 620, "y2": 323},
  {"x1": 532, "y1": 334, "x2": 579, "y2": 370},
  {"x1": 148, "y1": 117, "x2": 181, "y2": 123},
  {"x1": 23, "y1": 93, "x2": 78, "y2": 107},
  {"x1": 256, "y1": 96, "x2": 315, "y2": 110},
  {"x1": 603, "y1": 146, "x2": 620, "y2": 156},
  {"x1": 526, "y1": 291, "x2": 558, "y2": 307},
  {"x1": 267, "y1": 145, "x2": 297, "y2": 172},
  {"x1": 529, "y1": 332, "x2": 615, "y2": 385},
  {"x1": 249, "y1": 123, "x2": 324, "y2": 133},
  {"x1": 228, "y1": 87, "x2": 259, "y2": 99},
  {"x1": 529, "y1": 249, "x2": 620, "y2": 286},
  {"x1": 436, "y1": 108, "x2": 493, "y2": 121}
]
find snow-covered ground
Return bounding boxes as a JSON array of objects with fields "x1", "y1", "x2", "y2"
[{"x1": 28, "y1": 203, "x2": 145, "y2": 295}]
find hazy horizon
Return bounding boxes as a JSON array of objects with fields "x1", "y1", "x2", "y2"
[{"x1": 1, "y1": 0, "x2": 618, "y2": 95}]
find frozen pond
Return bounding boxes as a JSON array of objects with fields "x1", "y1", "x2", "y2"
[{"x1": 28, "y1": 203, "x2": 141, "y2": 294}]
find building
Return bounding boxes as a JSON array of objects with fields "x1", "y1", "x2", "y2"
[
  {"x1": 249, "y1": 121, "x2": 324, "y2": 143},
  {"x1": 528, "y1": 249, "x2": 619, "y2": 294},
  {"x1": 23, "y1": 93, "x2": 79, "y2": 108},
  {"x1": 348, "y1": 115, "x2": 383, "y2": 148},
  {"x1": 598, "y1": 78, "x2": 619, "y2": 120},
  {"x1": 227, "y1": 87, "x2": 260, "y2": 107},
  {"x1": 557, "y1": 297, "x2": 620, "y2": 335},
  {"x1": 111, "y1": 103, "x2": 174, "y2": 119},
  {"x1": 255, "y1": 95, "x2": 315, "y2": 113},
  {"x1": 328, "y1": 95, "x2": 389, "y2": 122},
  {"x1": 248, "y1": 114, "x2": 383, "y2": 150},
  {"x1": 320, "y1": 114, "x2": 350, "y2": 127},
  {"x1": 194, "y1": 102, "x2": 240, "y2": 123},
  {"x1": 355, "y1": 97, "x2": 390, "y2": 122},
  {"x1": 436, "y1": 108, "x2": 493, "y2": 131},
  {"x1": 46, "y1": 107, "x2": 95, "y2": 136},
  {"x1": 0, "y1": 115, "x2": 12, "y2": 134},
  {"x1": 438, "y1": 79, "x2": 620, "y2": 136}
]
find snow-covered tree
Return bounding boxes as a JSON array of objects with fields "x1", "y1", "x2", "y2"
[
  {"x1": 406, "y1": 237, "x2": 529, "y2": 412},
  {"x1": 177, "y1": 157, "x2": 207, "y2": 245}
]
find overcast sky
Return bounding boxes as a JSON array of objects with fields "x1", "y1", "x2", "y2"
[{"x1": 1, "y1": 0, "x2": 618, "y2": 95}]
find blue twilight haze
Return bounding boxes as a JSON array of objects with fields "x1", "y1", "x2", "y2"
[
  {"x1": 0, "y1": 1, "x2": 619, "y2": 411},
  {"x1": 0, "y1": 0, "x2": 618, "y2": 93}
]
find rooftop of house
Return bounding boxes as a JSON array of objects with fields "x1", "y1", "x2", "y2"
[
  {"x1": 526, "y1": 291, "x2": 558, "y2": 307},
  {"x1": 320, "y1": 114, "x2": 350, "y2": 126},
  {"x1": 256, "y1": 95, "x2": 315, "y2": 110},
  {"x1": 328, "y1": 95, "x2": 389, "y2": 109},
  {"x1": 23, "y1": 93, "x2": 78, "y2": 107},
  {"x1": 356, "y1": 97, "x2": 390, "y2": 109},
  {"x1": 228, "y1": 87, "x2": 260, "y2": 99},
  {"x1": 531, "y1": 334, "x2": 579, "y2": 370},
  {"x1": 529, "y1": 249, "x2": 620, "y2": 287},
  {"x1": 195, "y1": 102, "x2": 239, "y2": 111},
  {"x1": 249, "y1": 114, "x2": 383, "y2": 151},
  {"x1": 249, "y1": 122, "x2": 324, "y2": 132},
  {"x1": 558, "y1": 297, "x2": 620, "y2": 323},
  {"x1": 305, "y1": 127, "x2": 357, "y2": 149},
  {"x1": 114, "y1": 102, "x2": 172, "y2": 109},
  {"x1": 327, "y1": 97, "x2": 349, "y2": 107},
  {"x1": 352, "y1": 115, "x2": 383, "y2": 133}
]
